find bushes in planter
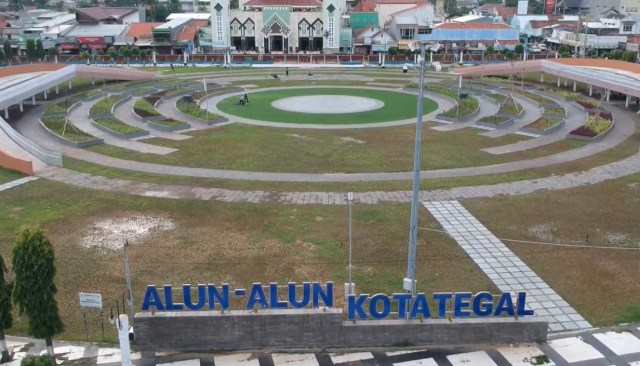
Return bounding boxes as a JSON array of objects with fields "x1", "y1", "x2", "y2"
[
  {"x1": 41, "y1": 116, "x2": 96, "y2": 142},
  {"x1": 569, "y1": 115, "x2": 612, "y2": 137},
  {"x1": 133, "y1": 98, "x2": 161, "y2": 117},
  {"x1": 176, "y1": 100, "x2": 221, "y2": 121},
  {"x1": 442, "y1": 97, "x2": 479, "y2": 117}
]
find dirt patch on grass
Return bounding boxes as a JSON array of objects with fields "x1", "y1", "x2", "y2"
[
  {"x1": 338, "y1": 136, "x2": 366, "y2": 144},
  {"x1": 81, "y1": 216, "x2": 176, "y2": 252}
]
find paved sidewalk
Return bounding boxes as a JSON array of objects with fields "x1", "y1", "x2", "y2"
[
  {"x1": 0, "y1": 176, "x2": 38, "y2": 192},
  {"x1": 34, "y1": 144, "x2": 640, "y2": 203},
  {"x1": 431, "y1": 93, "x2": 500, "y2": 131},
  {"x1": 67, "y1": 98, "x2": 177, "y2": 155},
  {"x1": 6, "y1": 323, "x2": 640, "y2": 366},
  {"x1": 113, "y1": 97, "x2": 191, "y2": 141},
  {"x1": 481, "y1": 94, "x2": 543, "y2": 138},
  {"x1": 425, "y1": 200, "x2": 591, "y2": 332},
  {"x1": 482, "y1": 90, "x2": 587, "y2": 155}
]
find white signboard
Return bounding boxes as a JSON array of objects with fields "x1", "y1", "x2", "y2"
[{"x1": 79, "y1": 292, "x2": 102, "y2": 309}]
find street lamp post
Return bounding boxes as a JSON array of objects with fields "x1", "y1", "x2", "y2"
[
  {"x1": 403, "y1": 42, "x2": 426, "y2": 295},
  {"x1": 347, "y1": 192, "x2": 354, "y2": 295}
]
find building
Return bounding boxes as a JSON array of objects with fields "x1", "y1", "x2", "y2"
[
  {"x1": 210, "y1": 0, "x2": 349, "y2": 53},
  {"x1": 417, "y1": 22, "x2": 520, "y2": 52},
  {"x1": 561, "y1": 0, "x2": 640, "y2": 18},
  {"x1": 74, "y1": 7, "x2": 145, "y2": 24},
  {"x1": 126, "y1": 22, "x2": 163, "y2": 49}
]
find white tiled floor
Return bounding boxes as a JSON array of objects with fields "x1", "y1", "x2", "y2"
[
  {"x1": 330, "y1": 352, "x2": 374, "y2": 364},
  {"x1": 387, "y1": 350, "x2": 427, "y2": 357},
  {"x1": 548, "y1": 337, "x2": 605, "y2": 363},
  {"x1": 157, "y1": 359, "x2": 201, "y2": 366},
  {"x1": 498, "y1": 345, "x2": 556, "y2": 366},
  {"x1": 271, "y1": 353, "x2": 319, "y2": 366},
  {"x1": 393, "y1": 358, "x2": 438, "y2": 366},
  {"x1": 593, "y1": 331, "x2": 640, "y2": 355},
  {"x1": 96, "y1": 348, "x2": 121, "y2": 365},
  {"x1": 214, "y1": 353, "x2": 260, "y2": 366},
  {"x1": 447, "y1": 351, "x2": 497, "y2": 366}
]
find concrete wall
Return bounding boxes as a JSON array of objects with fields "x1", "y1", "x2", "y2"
[
  {"x1": 134, "y1": 309, "x2": 548, "y2": 352},
  {"x1": 0, "y1": 149, "x2": 33, "y2": 175}
]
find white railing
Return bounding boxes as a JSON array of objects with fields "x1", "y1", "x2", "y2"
[{"x1": 0, "y1": 117, "x2": 63, "y2": 167}]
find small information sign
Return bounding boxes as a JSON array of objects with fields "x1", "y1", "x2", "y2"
[{"x1": 79, "y1": 292, "x2": 102, "y2": 309}]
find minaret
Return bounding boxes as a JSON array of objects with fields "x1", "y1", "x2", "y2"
[
  {"x1": 211, "y1": 0, "x2": 230, "y2": 49},
  {"x1": 323, "y1": 0, "x2": 345, "y2": 53}
]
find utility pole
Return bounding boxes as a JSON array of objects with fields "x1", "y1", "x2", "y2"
[
  {"x1": 124, "y1": 241, "x2": 134, "y2": 323},
  {"x1": 347, "y1": 192, "x2": 354, "y2": 295}
]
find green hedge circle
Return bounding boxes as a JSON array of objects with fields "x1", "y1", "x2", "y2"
[{"x1": 216, "y1": 87, "x2": 438, "y2": 125}]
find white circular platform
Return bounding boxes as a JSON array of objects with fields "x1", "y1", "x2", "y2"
[{"x1": 271, "y1": 95, "x2": 384, "y2": 114}]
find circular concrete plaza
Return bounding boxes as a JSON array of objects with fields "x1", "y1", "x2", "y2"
[
  {"x1": 271, "y1": 95, "x2": 384, "y2": 114},
  {"x1": 215, "y1": 87, "x2": 438, "y2": 125}
]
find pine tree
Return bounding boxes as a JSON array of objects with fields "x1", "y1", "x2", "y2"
[
  {"x1": 12, "y1": 228, "x2": 64, "y2": 357},
  {"x1": 0, "y1": 254, "x2": 13, "y2": 363}
]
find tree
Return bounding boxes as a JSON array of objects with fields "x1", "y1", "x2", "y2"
[
  {"x1": 81, "y1": 50, "x2": 91, "y2": 64},
  {"x1": 0, "y1": 49, "x2": 5, "y2": 64},
  {"x1": 12, "y1": 228, "x2": 64, "y2": 357},
  {"x1": 560, "y1": 51, "x2": 570, "y2": 58},
  {"x1": 514, "y1": 44, "x2": 524, "y2": 54},
  {"x1": 48, "y1": 47, "x2": 60, "y2": 62},
  {"x1": 505, "y1": 0, "x2": 518, "y2": 6},
  {"x1": 484, "y1": 44, "x2": 495, "y2": 60},
  {"x1": 558, "y1": 45, "x2": 571, "y2": 54},
  {"x1": 3, "y1": 40, "x2": 12, "y2": 64},
  {"x1": 26, "y1": 39, "x2": 36, "y2": 61},
  {"x1": 387, "y1": 46, "x2": 398, "y2": 56},
  {"x1": 121, "y1": 46, "x2": 132, "y2": 65},
  {"x1": 35, "y1": 39, "x2": 45, "y2": 60},
  {"x1": 108, "y1": 46, "x2": 118, "y2": 64},
  {"x1": 0, "y1": 254, "x2": 13, "y2": 363},
  {"x1": 35, "y1": 0, "x2": 47, "y2": 8},
  {"x1": 622, "y1": 50, "x2": 636, "y2": 62},
  {"x1": 131, "y1": 46, "x2": 140, "y2": 60},
  {"x1": 504, "y1": 51, "x2": 514, "y2": 61}
]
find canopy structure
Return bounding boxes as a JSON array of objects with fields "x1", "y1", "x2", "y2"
[{"x1": 454, "y1": 59, "x2": 640, "y2": 99}]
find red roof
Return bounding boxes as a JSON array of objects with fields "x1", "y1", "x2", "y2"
[
  {"x1": 529, "y1": 20, "x2": 557, "y2": 29},
  {"x1": 437, "y1": 22, "x2": 512, "y2": 29},
  {"x1": 126, "y1": 22, "x2": 162, "y2": 38},
  {"x1": 76, "y1": 7, "x2": 138, "y2": 22},
  {"x1": 175, "y1": 25, "x2": 197, "y2": 42},
  {"x1": 479, "y1": 4, "x2": 516, "y2": 19},
  {"x1": 244, "y1": 0, "x2": 321, "y2": 7}
]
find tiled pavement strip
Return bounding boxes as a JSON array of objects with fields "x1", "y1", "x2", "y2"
[
  {"x1": 424, "y1": 200, "x2": 591, "y2": 333},
  {"x1": 6, "y1": 326, "x2": 640, "y2": 365},
  {"x1": 0, "y1": 176, "x2": 38, "y2": 192}
]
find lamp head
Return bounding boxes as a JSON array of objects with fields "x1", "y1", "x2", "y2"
[
  {"x1": 408, "y1": 41, "x2": 420, "y2": 53},
  {"x1": 402, "y1": 65, "x2": 408, "y2": 73}
]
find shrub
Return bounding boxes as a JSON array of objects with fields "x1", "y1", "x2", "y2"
[
  {"x1": 150, "y1": 119, "x2": 187, "y2": 128},
  {"x1": 546, "y1": 89, "x2": 581, "y2": 100},
  {"x1": 176, "y1": 100, "x2": 221, "y2": 121},
  {"x1": 442, "y1": 97, "x2": 479, "y2": 117},
  {"x1": 43, "y1": 102, "x2": 67, "y2": 116},
  {"x1": 21, "y1": 355, "x2": 55, "y2": 366},
  {"x1": 144, "y1": 91, "x2": 166, "y2": 105},
  {"x1": 94, "y1": 117, "x2": 144, "y2": 135},
  {"x1": 516, "y1": 91, "x2": 552, "y2": 104},
  {"x1": 41, "y1": 116, "x2": 95, "y2": 142},
  {"x1": 499, "y1": 98, "x2": 522, "y2": 115},
  {"x1": 479, "y1": 116, "x2": 510, "y2": 124},
  {"x1": 577, "y1": 100, "x2": 599, "y2": 110},
  {"x1": 90, "y1": 95, "x2": 124, "y2": 116},
  {"x1": 543, "y1": 107, "x2": 565, "y2": 116},
  {"x1": 585, "y1": 115, "x2": 613, "y2": 134},
  {"x1": 133, "y1": 98, "x2": 161, "y2": 117}
]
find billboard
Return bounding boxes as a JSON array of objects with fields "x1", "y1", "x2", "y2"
[{"x1": 544, "y1": 0, "x2": 556, "y2": 14}]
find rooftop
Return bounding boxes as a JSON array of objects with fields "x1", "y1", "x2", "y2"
[
  {"x1": 126, "y1": 22, "x2": 162, "y2": 39},
  {"x1": 166, "y1": 13, "x2": 211, "y2": 20},
  {"x1": 351, "y1": 0, "x2": 424, "y2": 12},
  {"x1": 437, "y1": 22, "x2": 511, "y2": 29},
  {"x1": 154, "y1": 17, "x2": 190, "y2": 31},
  {"x1": 75, "y1": 7, "x2": 139, "y2": 23},
  {"x1": 64, "y1": 23, "x2": 128, "y2": 37}
]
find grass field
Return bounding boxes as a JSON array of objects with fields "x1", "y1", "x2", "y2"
[
  {"x1": 217, "y1": 88, "x2": 438, "y2": 124},
  {"x1": 0, "y1": 167, "x2": 23, "y2": 185},
  {"x1": 465, "y1": 172, "x2": 640, "y2": 326},
  {"x1": 85, "y1": 123, "x2": 585, "y2": 173},
  {"x1": 0, "y1": 180, "x2": 495, "y2": 341}
]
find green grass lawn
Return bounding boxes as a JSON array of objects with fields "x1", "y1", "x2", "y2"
[
  {"x1": 41, "y1": 116, "x2": 97, "y2": 142},
  {"x1": 217, "y1": 88, "x2": 437, "y2": 124},
  {"x1": 0, "y1": 179, "x2": 495, "y2": 341},
  {"x1": 86, "y1": 123, "x2": 584, "y2": 173},
  {"x1": 90, "y1": 96, "x2": 124, "y2": 116},
  {"x1": 0, "y1": 167, "x2": 23, "y2": 185}
]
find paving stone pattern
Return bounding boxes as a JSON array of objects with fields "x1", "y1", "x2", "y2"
[
  {"x1": 424, "y1": 200, "x2": 592, "y2": 333},
  {"x1": 7, "y1": 325, "x2": 640, "y2": 366}
]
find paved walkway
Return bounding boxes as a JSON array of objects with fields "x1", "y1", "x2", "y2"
[
  {"x1": 431, "y1": 93, "x2": 500, "y2": 131},
  {"x1": 113, "y1": 98, "x2": 191, "y2": 141},
  {"x1": 425, "y1": 200, "x2": 591, "y2": 332},
  {"x1": 155, "y1": 94, "x2": 224, "y2": 130},
  {"x1": 202, "y1": 86, "x2": 455, "y2": 130},
  {"x1": 67, "y1": 98, "x2": 177, "y2": 155},
  {"x1": 482, "y1": 89, "x2": 589, "y2": 155},
  {"x1": 6, "y1": 323, "x2": 640, "y2": 366},
  {"x1": 35, "y1": 143, "x2": 640, "y2": 203},
  {"x1": 0, "y1": 176, "x2": 38, "y2": 192},
  {"x1": 481, "y1": 94, "x2": 543, "y2": 138}
]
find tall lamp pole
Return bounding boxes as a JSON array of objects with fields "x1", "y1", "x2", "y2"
[
  {"x1": 347, "y1": 192, "x2": 354, "y2": 294},
  {"x1": 403, "y1": 42, "x2": 426, "y2": 295}
]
